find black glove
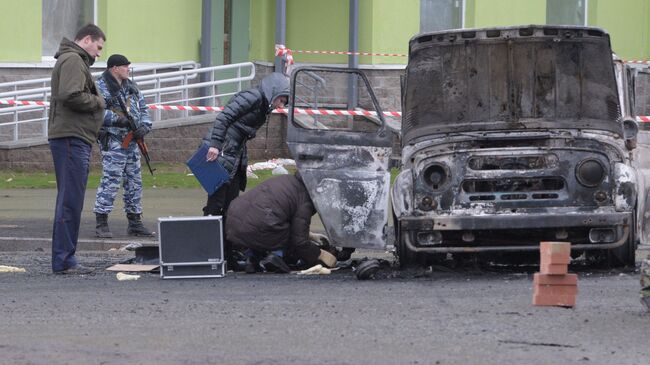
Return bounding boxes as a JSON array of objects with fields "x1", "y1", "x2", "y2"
[
  {"x1": 114, "y1": 116, "x2": 130, "y2": 128},
  {"x1": 133, "y1": 125, "x2": 150, "y2": 139}
]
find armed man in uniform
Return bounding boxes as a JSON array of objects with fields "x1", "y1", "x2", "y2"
[{"x1": 93, "y1": 54, "x2": 154, "y2": 238}]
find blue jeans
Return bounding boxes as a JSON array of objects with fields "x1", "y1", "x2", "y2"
[{"x1": 49, "y1": 137, "x2": 91, "y2": 272}]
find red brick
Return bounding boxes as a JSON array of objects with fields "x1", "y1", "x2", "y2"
[
  {"x1": 540, "y1": 263, "x2": 568, "y2": 275},
  {"x1": 540, "y1": 242, "x2": 571, "y2": 266},
  {"x1": 540, "y1": 252, "x2": 571, "y2": 265},
  {"x1": 533, "y1": 273, "x2": 578, "y2": 286},
  {"x1": 534, "y1": 284, "x2": 578, "y2": 297},
  {"x1": 533, "y1": 294, "x2": 576, "y2": 307},
  {"x1": 540, "y1": 241, "x2": 571, "y2": 256}
]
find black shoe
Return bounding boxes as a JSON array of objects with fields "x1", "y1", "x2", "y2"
[
  {"x1": 54, "y1": 264, "x2": 94, "y2": 275},
  {"x1": 127, "y1": 213, "x2": 155, "y2": 237},
  {"x1": 259, "y1": 254, "x2": 291, "y2": 273},
  {"x1": 337, "y1": 247, "x2": 356, "y2": 261},
  {"x1": 95, "y1": 213, "x2": 113, "y2": 238}
]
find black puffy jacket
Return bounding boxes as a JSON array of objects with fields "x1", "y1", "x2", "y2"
[{"x1": 203, "y1": 73, "x2": 289, "y2": 190}]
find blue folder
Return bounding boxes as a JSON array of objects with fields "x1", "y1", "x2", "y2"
[{"x1": 186, "y1": 144, "x2": 230, "y2": 195}]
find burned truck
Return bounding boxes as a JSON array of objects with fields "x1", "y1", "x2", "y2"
[{"x1": 286, "y1": 25, "x2": 646, "y2": 267}]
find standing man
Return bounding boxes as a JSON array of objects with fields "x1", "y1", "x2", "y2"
[
  {"x1": 93, "y1": 54, "x2": 153, "y2": 238},
  {"x1": 48, "y1": 24, "x2": 106, "y2": 274},
  {"x1": 202, "y1": 72, "x2": 289, "y2": 217}
]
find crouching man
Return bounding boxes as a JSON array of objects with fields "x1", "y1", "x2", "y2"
[{"x1": 225, "y1": 173, "x2": 336, "y2": 273}]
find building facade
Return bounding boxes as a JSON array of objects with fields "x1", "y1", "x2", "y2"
[
  {"x1": 2, "y1": 1, "x2": 649, "y2": 66},
  {"x1": 2, "y1": 0, "x2": 650, "y2": 170}
]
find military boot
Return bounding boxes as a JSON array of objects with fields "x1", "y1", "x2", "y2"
[
  {"x1": 126, "y1": 213, "x2": 154, "y2": 237},
  {"x1": 95, "y1": 213, "x2": 113, "y2": 238}
]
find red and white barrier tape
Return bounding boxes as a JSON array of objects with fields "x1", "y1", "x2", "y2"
[
  {"x1": 274, "y1": 44, "x2": 406, "y2": 75},
  {"x1": 0, "y1": 99, "x2": 49, "y2": 107},
  {"x1": 275, "y1": 44, "x2": 406, "y2": 60},
  {"x1": 148, "y1": 104, "x2": 225, "y2": 112},
  {"x1": 0, "y1": 98, "x2": 402, "y2": 117},
  {"x1": 282, "y1": 107, "x2": 402, "y2": 118},
  {"x1": 10, "y1": 99, "x2": 650, "y2": 122},
  {"x1": 625, "y1": 60, "x2": 650, "y2": 65}
]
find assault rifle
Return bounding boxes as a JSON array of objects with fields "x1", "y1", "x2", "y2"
[{"x1": 117, "y1": 97, "x2": 155, "y2": 175}]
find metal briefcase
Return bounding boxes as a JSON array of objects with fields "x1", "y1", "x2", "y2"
[{"x1": 158, "y1": 216, "x2": 225, "y2": 279}]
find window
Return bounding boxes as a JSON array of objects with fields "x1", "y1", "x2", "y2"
[
  {"x1": 420, "y1": 0, "x2": 464, "y2": 32},
  {"x1": 546, "y1": 0, "x2": 587, "y2": 26},
  {"x1": 42, "y1": 0, "x2": 94, "y2": 57}
]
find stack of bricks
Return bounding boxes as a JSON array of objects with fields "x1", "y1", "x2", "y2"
[{"x1": 532, "y1": 241, "x2": 578, "y2": 307}]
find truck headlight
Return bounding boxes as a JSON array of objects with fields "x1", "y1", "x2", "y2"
[
  {"x1": 423, "y1": 163, "x2": 449, "y2": 190},
  {"x1": 576, "y1": 159, "x2": 605, "y2": 187}
]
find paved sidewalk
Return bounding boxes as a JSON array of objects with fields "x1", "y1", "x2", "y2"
[
  {"x1": 0, "y1": 188, "x2": 207, "y2": 251},
  {"x1": 1, "y1": 188, "x2": 647, "y2": 262},
  {"x1": 0, "y1": 188, "x2": 327, "y2": 251}
]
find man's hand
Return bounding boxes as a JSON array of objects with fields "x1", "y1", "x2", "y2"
[
  {"x1": 133, "y1": 125, "x2": 150, "y2": 139},
  {"x1": 206, "y1": 147, "x2": 219, "y2": 161},
  {"x1": 114, "y1": 116, "x2": 130, "y2": 128}
]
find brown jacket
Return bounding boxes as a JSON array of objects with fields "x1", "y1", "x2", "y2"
[
  {"x1": 225, "y1": 174, "x2": 316, "y2": 254},
  {"x1": 48, "y1": 38, "x2": 105, "y2": 145}
]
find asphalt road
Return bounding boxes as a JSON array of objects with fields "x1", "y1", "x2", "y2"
[
  {"x1": 1, "y1": 188, "x2": 648, "y2": 364},
  {"x1": 0, "y1": 251, "x2": 648, "y2": 365}
]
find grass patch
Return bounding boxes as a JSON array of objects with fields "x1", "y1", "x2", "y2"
[
  {"x1": 0, "y1": 164, "x2": 399, "y2": 190},
  {"x1": 0, "y1": 163, "x2": 296, "y2": 190}
]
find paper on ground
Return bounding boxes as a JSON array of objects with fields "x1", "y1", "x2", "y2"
[
  {"x1": 0, "y1": 265, "x2": 26, "y2": 273},
  {"x1": 116, "y1": 272, "x2": 141, "y2": 281}
]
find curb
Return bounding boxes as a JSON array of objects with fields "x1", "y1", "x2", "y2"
[{"x1": 0, "y1": 236, "x2": 157, "y2": 252}]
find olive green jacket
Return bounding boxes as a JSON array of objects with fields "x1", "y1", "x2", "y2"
[{"x1": 48, "y1": 38, "x2": 105, "y2": 145}]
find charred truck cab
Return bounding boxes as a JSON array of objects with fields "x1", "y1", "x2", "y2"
[{"x1": 287, "y1": 25, "x2": 645, "y2": 267}]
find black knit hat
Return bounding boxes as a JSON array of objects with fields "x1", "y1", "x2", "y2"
[{"x1": 107, "y1": 54, "x2": 130, "y2": 68}]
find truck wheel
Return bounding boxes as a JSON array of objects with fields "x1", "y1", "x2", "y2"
[
  {"x1": 393, "y1": 213, "x2": 417, "y2": 268},
  {"x1": 608, "y1": 214, "x2": 637, "y2": 267}
]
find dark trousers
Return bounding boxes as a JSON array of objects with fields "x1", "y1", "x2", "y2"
[
  {"x1": 49, "y1": 137, "x2": 91, "y2": 272},
  {"x1": 203, "y1": 169, "x2": 244, "y2": 266},
  {"x1": 202, "y1": 169, "x2": 244, "y2": 217}
]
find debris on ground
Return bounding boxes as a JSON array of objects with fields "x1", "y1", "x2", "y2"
[
  {"x1": 106, "y1": 264, "x2": 158, "y2": 272},
  {"x1": 272, "y1": 165, "x2": 289, "y2": 175},
  {"x1": 246, "y1": 169, "x2": 259, "y2": 179},
  {"x1": 0, "y1": 265, "x2": 26, "y2": 273},
  {"x1": 116, "y1": 272, "x2": 140, "y2": 281},
  {"x1": 119, "y1": 242, "x2": 143, "y2": 252},
  {"x1": 249, "y1": 159, "x2": 296, "y2": 171},
  {"x1": 298, "y1": 264, "x2": 332, "y2": 275}
]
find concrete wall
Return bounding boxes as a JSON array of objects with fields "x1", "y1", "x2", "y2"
[
  {"x1": 0, "y1": 112, "x2": 290, "y2": 171},
  {"x1": 249, "y1": 0, "x2": 418, "y2": 66},
  {"x1": 97, "y1": 0, "x2": 202, "y2": 63},
  {"x1": 7, "y1": 62, "x2": 650, "y2": 171},
  {"x1": 466, "y1": 0, "x2": 546, "y2": 28},
  {"x1": 0, "y1": 0, "x2": 41, "y2": 62},
  {"x1": 589, "y1": 0, "x2": 650, "y2": 59},
  {"x1": 0, "y1": 63, "x2": 290, "y2": 171}
]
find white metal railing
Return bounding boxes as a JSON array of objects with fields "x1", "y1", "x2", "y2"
[{"x1": 0, "y1": 61, "x2": 255, "y2": 143}]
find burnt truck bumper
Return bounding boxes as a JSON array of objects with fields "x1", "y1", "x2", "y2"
[{"x1": 399, "y1": 211, "x2": 632, "y2": 253}]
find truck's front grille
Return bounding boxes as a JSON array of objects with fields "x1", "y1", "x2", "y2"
[{"x1": 462, "y1": 177, "x2": 565, "y2": 193}]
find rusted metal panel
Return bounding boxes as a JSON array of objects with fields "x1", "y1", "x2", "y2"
[{"x1": 403, "y1": 26, "x2": 622, "y2": 144}]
